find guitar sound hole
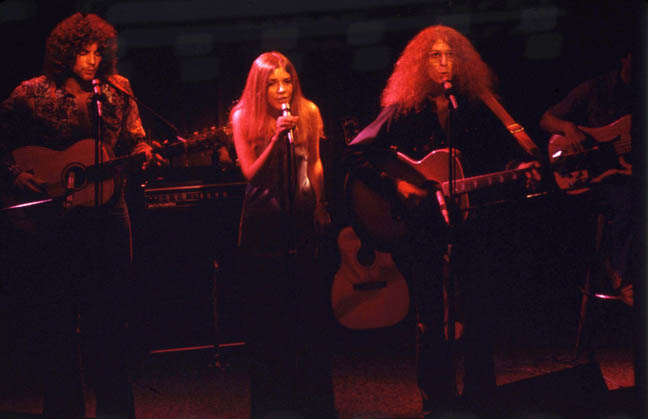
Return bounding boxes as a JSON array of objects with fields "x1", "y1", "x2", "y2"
[
  {"x1": 353, "y1": 281, "x2": 387, "y2": 291},
  {"x1": 63, "y1": 166, "x2": 87, "y2": 189},
  {"x1": 356, "y1": 246, "x2": 376, "y2": 267}
]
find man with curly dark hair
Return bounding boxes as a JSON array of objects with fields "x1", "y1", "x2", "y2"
[
  {"x1": 343, "y1": 25, "x2": 541, "y2": 417},
  {"x1": 0, "y1": 12, "x2": 153, "y2": 419}
]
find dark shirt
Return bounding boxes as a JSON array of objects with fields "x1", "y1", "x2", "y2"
[
  {"x1": 547, "y1": 69, "x2": 633, "y2": 128},
  {"x1": 238, "y1": 134, "x2": 316, "y2": 256},
  {"x1": 547, "y1": 67, "x2": 637, "y2": 284},
  {"x1": 237, "y1": 106, "x2": 324, "y2": 256},
  {"x1": 345, "y1": 97, "x2": 533, "y2": 218}
]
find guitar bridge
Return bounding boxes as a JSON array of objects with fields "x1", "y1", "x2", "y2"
[{"x1": 352, "y1": 281, "x2": 387, "y2": 291}]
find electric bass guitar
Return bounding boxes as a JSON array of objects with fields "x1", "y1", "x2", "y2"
[
  {"x1": 2, "y1": 126, "x2": 226, "y2": 230},
  {"x1": 345, "y1": 148, "x2": 537, "y2": 252},
  {"x1": 331, "y1": 226, "x2": 409, "y2": 330},
  {"x1": 548, "y1": 114, "x2": 632, "y2": 194}
]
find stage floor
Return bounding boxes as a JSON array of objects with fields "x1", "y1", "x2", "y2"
[{"x1": 0, "y1": 304, "x2": 639, "y2": 419}]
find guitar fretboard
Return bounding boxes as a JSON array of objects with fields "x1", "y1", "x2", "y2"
[
  {"x1": 441, "y1": 168, "x2": 528, "y2": 196},
  {"x1": 612, "y1": 136, "x2": 632, "y2": 155}
]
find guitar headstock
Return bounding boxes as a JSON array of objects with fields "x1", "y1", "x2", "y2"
[
  {"x1": 153, "y1": 125, "x2": 230, "y2": 154},
  {"x1": 185, "y1": 125, "x2": 231, "y2": 150}
]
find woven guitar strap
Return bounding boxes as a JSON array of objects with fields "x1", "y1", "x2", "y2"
[{"x1": 480, "y1": 92, "x2": 543, "y2": 161}]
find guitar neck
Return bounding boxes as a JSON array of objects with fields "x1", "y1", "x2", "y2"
[
  {"x1": 94, "y1": 152, "x2": 143, "y2": 169},
  {"x1": 611, "y1": 137, "x2": 632, "y2": 156},
  {"x1": 88, "y1": 138, "x2": 200, "y2": 173},
  {"x1": 441, "y1": 167, "x2": 528, "y2": 196}
]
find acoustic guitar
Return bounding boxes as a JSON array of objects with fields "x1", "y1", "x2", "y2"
[
  {"x1": 331, "y1": 225, "x2": 464, "y2": 338},
  {"x1": 548, "y1": 113, "x2": 632, "y2": 194},
  {"x1": 345, "y1": 147, "x2": 536, "y2": 252},
  {"x1": 2, "y1": 126, "x2": 226, "y2": 231},
  {"x1": 331, "y1": 226, "x2": 409, "y2": 330}
]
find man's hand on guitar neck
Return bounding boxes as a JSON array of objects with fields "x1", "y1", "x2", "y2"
[
  {"x1": 14, "y1": 171, "x2": 46, "y2": 194},
  {"x1": 132, "y1": 141, "x2": 168, "y2": 170},
  {"x1": 132, "y1": 141, "x2": 154, "y2": 170},
  {"x1": 515, "y1": 160, "x2": 543, "y2": 191}
]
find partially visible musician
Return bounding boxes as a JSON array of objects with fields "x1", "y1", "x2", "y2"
[
  {"x1": 229, "y1": 51, "x2": 336, "y2": 419},
  {"x1": 343, "y1": 25, "x2": 540, "y2": 417},
  {"x1": 0, "y1": 12, "x2": 152, "y2": 419},
  {"x1": 539, "y1": 48, "x2": 637, "y2": 306},
  {"x1": 540, "y1": 51, "x2": 633, "y2": 146}
]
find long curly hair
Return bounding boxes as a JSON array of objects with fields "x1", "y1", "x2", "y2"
[
  {"x1": 230, "y1": 51, "x2": 320, "y2": 152},
  {"x1": 381, "y1": 25, "x2": 496, "y2": 114},
  {"x1": 43, "y1": 12, "x2": 118, "y2": 85}
]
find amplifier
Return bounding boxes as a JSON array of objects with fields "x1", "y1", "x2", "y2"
[
  {"x1": 136, "y1": 179, "x2": 246, "y2": 349},
  {"x1": 143, "y1": 180, "x2": 246, "y2": 209}
]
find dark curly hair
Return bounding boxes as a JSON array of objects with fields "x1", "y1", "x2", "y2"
[{"x1": 43, "y1": 12, "x2": 118, "y2": 85}]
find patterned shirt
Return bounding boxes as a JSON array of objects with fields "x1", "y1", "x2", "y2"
[{"x1": 0, "y1": 74, "x2": 146, "y2": 181}]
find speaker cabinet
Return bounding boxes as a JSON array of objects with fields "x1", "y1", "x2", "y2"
[
  {"x1": 132, "y1": 189, "x2": 245, "y2": 351},
  {"x1": 495, "y1": 362, "x2": 609, "y2": 416}
]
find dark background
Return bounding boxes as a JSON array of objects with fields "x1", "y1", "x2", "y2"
[
  {"x1": 1, "y1": 1, "x2": 643, "y2": 146},
  {"x1": 0, "y1": 0, "x2": 644, "y2": 356}
]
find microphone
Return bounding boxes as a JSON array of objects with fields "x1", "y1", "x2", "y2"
[
  {"x1": 281, "y1": 102, "x2": 294, "y2": 144},
  {"x1": 442, "y1": 78, "x2": 458, "y2": 110},
  {"x1": 92, "y1": 79, "x2": 102, "y2": 117},
  {"x1": 435, "y1": 190, "x2": 451, "y2": 225}
]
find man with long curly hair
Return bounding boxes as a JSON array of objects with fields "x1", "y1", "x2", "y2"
[
  {"x1": 0, "y1": 12, "x2": 153, "y2": 419},
  {"x1": 344, "y1": 25, "x2": 540, "y2": 417}
]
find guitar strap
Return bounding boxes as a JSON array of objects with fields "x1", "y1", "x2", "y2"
[{"x1": 479, "y1": 92, "x2": 543, "y2": 161}]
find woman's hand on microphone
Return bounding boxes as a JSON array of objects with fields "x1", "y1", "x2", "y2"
[{"x1": 275, "y1": 115, "x2": 299, "y2": 135}]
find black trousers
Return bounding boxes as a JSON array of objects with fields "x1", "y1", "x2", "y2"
[
  {"x1": 393, "y1": 213, "x2": 501, "y2": 411},
  {"x1": 3, "y1": 200, "x2": 136, "y2": 419},
  {"x1": 238, "y1": 246, "x2": 337, "y2": 419}
]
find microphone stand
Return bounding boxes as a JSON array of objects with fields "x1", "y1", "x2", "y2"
[
  {"x1": 98, "y1": 77, "x2": 189, "y2": 206},
  {"x1": 101, "y1": 77, "x2": 186, "y2": 142},
  {"x1": 281, "y1": 104, "x2": 297, "y2": 255},
  {"x1": 443, "y1": 85, "x2": 458, "y2": 397},
  {"x1": 92, "y1": 79, "x2": 104, "y2": 208},
  {"x1": 279, "y1": 104, "x2": 299, "y2": 371},
  {"x1": 97, "y1": 77, "x2": 233, "y2": 366}
]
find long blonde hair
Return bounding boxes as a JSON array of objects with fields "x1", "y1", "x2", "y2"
[
  {"x1": 381, "y1": 25, "x2": 496, "y2": 115},
  {"x1": 230, "y1": 51, "x2": 321, "y2": 152}
]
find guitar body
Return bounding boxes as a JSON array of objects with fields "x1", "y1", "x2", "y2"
[
  {"x1": 342, "y1": 147, "x2": 534, "y2": 334},
  {"x1": 12, "y1": 139, "x2": 117, "y2": 207},
  {"x1": 331, "y1": 226, "x2": 409, "y2": 329},
  {"x1": 1, "y1": 139, "x2": 118, "y2": 233},
  {"x1": 344, "y1": 148, "x2": 467, "y2": 252},
  {"x1": 548, "y1": 114, "x2": 632, "y2": 194},
  {"x1": 2, "y1": 126, "x2": 226, "y2": 225}
]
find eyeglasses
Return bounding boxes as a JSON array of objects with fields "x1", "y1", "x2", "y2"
[{"x1": 428, "y1": 51, "x2": 455, "y2": 62}]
